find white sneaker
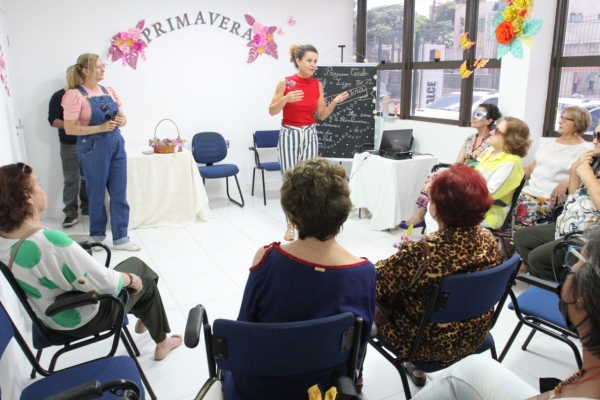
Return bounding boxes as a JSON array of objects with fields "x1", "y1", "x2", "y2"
[{"x1": 113, "y1": 242, "x2": 142, "y2": 252}]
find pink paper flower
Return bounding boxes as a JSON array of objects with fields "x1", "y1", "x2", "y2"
[
  {"x1": 108, "y1": 20, "x2": 147, "y2": 70},
  {"x1": 252, "y1": 22, "x2": 264, "y2": 33},
  {"x1": 119, "y1": 44, "x2": 130, "y2": 54},
  {"x1": 245, "y1": 15, "x2": 279, "y2": 64},
  {"x1": 128, "y1": 28, "x2": 141, "y2": 40}
]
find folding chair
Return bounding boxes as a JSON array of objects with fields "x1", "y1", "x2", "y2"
[
  {"x1": 185, "y1": 305, "x2": 362, "y2": 400},
  {"x1": 192, "y1": 132, "x2": 244, "y2": 207},
  {"x1": 0, "y1": 301, "x2": 143, "y2": 400},
  {"x1": 0, "y1": 243, "x2": 156, "y2": 399},
  {"x1": 498, "y1": 232, "x2": 586, "y2": 369},
  {"x1": 368, "y1": 254, "x2": 521, "y2": 399},
  {"x1": 248, "y1": 130, "x2": 281, "y2": 205}
]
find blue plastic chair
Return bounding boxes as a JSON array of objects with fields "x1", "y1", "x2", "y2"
[
  {"x1": 248, "y1": 130, "x2": 281, "y2": 206},
  {"x1": 0, "y1": 301, "x2": 144, "y2": 399},
  {"x1": 192, "y1": 132, "x2": 244, "y2": 207},
  {"x1": 185, "y1": 305, "x2": 362, "y2": 400},
  {"x1": 368, "y1": 254, "x2": 521, "y2": 399}
]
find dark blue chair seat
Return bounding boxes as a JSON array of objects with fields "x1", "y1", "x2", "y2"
[
  {"x1": 199, "y1": 164, "x2": 239, "y2": 179},
  {"x1": 193, "y1": 132, "x2": 244, "y2": 207},
  {"x1": 249, "y1": 130, "x2": 281, "y2": 205},
  {"x1": 508, "y1": 287, "x2": 565, "y2": 327},
  {"x1": 369, "y1": 254, "x2": 521, "y2": 399}
]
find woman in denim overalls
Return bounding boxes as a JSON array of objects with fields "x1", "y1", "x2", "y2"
[{"x1": 62, "y1": 53, "x2": 140, "y2": 251}]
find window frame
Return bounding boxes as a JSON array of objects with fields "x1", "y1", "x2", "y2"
[
  {"x1": 542, "y1": 0, "x2": 599, "y2": 137},
  {"x1": 356, "y1": 0, "x2": 502, "y2": 127}
]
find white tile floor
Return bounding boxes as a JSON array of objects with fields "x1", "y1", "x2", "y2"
[{"x1": 31, "y1": 182, "x2": 580, "y2": 400}]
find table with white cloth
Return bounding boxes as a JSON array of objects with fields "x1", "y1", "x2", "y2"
[
  {"x1": 125, "y1": 145, "x2": 210, "y2": 229},
  {"x1": 349, "y1": 153, "x2": 437, "y2": 231}
]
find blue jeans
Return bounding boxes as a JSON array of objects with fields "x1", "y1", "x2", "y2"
[{"x1": 77, "y1": 131, "x2": 130, "y2": 244}]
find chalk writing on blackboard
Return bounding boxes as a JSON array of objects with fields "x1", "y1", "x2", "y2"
[{"x1": 313, "y1": 64, "x2": 377, "y2": 158}]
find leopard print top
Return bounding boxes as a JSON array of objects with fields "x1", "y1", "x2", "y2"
[{"x1": 375, "y1": 226, "x2": 503, "y2": 366}]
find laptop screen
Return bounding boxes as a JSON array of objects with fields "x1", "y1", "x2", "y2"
[{"x1": 380, "y1": 129, "x2": 414, "y2": 151}]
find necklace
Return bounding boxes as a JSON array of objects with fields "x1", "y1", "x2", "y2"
[{"x1": 552, "y1": 365, "x2": 600, "y2": 397}]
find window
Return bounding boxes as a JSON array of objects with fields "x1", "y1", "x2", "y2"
[
  {"x1": 354, "y1": 0, "x2": 502, "y2": 126},
  {"x1": 543, "y1": 0, "x2": 600, "y2": 136}
]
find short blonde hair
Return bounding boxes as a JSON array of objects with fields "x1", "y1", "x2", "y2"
[
  {"x1": 563, "y1": 106, "x2": 592, "y2": 135},
  {"x1": 502, "y1": 117, "x2": 532, "y2": 158}
]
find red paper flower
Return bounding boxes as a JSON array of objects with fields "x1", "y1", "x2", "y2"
[{"x1": 495, "y1": 21, "x2": 515, "y2": 45}]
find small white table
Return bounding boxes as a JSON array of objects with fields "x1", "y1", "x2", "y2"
[
  {"x1": 126, "y1": 145, "x2": 210, "y2": 229},
  {"x1": 349, "y1": 153, "x2": 437, "y2": 231}
]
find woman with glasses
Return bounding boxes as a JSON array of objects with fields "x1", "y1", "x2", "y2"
[
  {"x1": 411, "y1": 226, "x2": 600, "y2": 400},
  {"x1": 515, "y1": 106, "x2": 592, "y2": 228},
  {"x1": 514, "y1": 121, "x2": 599, "y2": 282},
  {"x1": 0, "y1": 163, "x2": 182, "y2": 360},
  {"x1": 400, "y1": 104, "x2": 501, "y2": 230},
  {"x1": 61, "y1": 53, "x2": 139, "y2": 251}
]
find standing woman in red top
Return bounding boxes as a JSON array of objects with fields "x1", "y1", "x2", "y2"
[{"x1": 269, "y1": 44, "x2": 349, "y2": 241}]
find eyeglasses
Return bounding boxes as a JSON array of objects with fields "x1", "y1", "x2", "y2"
[
  {"x1": 593, "y1": 131, "x2": 600, "y2": 141},
  {"x1": 556, "y1": 245, "x2": 585, "y2": 283},
  {"x1": 472, "y1": 110, "x2": 488, "y2": 121},
  {"x1": 100, "y1": 104, "x2": 112, "y2": 121},
  {"x1": 559, "y1": 112, "x2": 574, "y2": 122},
  {"x1": 17, "y1": 162, "x2": 32, "y2": 174}
]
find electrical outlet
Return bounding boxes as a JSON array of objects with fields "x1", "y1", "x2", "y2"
[{"x1": 225, "y1": 140, "x2": 230, "y2": 148}]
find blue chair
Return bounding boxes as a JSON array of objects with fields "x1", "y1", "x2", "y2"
[
  {"x1": 368, "y1": 254, "x2": 521, "y2": 399},
  {"x1": 185, "y1": 305, "x2": 362, "y2": 400},
  {"x1": 498, "y1": 233, "x2": 586, "y2": 369},
  {"x1": 192, "y1": 132, "x2": 244, "y2": 207},
  {"x1": 248, "y1": 130, "x2": 281, "y2": 206},
  {"x1": 0, "y1": 301, "x2": 144, "y2": 399}
]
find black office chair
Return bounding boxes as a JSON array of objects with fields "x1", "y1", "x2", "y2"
[
  {"x1": 185, "y1": 305, "x2": 362, "y2": 400},
  {"x1": 248, "y1": 130, "x2": 281, "y2": 205},
  {"x1": 498, "y1": 232, "x2": 586, "y2": 369},
  {"x1": 0, "y1": 301, "x2": 144, "y2": 400},
  {"x1": 369, "y1": 254, "x2": 521, "y2": 399}
]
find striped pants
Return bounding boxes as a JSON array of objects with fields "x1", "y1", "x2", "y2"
[{"x1": 278, "y1": 124, "x2": 319, "y2": 176}]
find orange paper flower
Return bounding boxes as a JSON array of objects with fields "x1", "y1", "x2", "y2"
[{"x1": 495, "y1": 21, "x2": 515, "y2": 45}]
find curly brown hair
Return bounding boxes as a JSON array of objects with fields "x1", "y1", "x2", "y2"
[
  {"x1": 281, "y1": 158, "x2": 351, "y2": 241},
  {"x1": 0, "y1": 163, "x2": 34, "y2": 233},
  {"x1": 289, "y1": 44, "x2": 318, "y2": 68},
  {"x1": 501, "y1": 117, "x2": 531, "y2": 158}
]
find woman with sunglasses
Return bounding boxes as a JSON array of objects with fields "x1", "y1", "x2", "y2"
[
  {"x1": 0, "y1": 163, "x2": 182, "y2": 360},
  {"x1": 515, "y1": 106, "x2": 592, "y2": 228},
  {"x1": 514, "y1": 120, "x2": 599, "y2": 282},
  {"x1": 61, "y1": 53, "x2": 139, "y2": 251},
  {"x1": 411, "y1": 226, "x2": 600, "y2": 400},
  {"x1": 400, "y1": 104, "x2": 501, "y2": 230}
]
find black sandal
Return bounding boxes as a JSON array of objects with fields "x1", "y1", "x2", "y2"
[{"x1": 402, "y1": 362, "x2": 426, "y2": 387}]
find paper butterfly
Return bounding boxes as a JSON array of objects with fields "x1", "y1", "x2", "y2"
[
  {"x1": 287, "y1": 16, "x2": 296, "y2": 26},
  {"x1": 473, "y1": 58, "x2": 489, "y2": 69},
  {"x1": 277, "y1": 27, "x2": 284, "y2": 35},
  {"x1": 459, "y1": 32, "x2": 476, "y2": 50},
  {"x1": 459, "y1": 61, "x2": 473, "y2": 79}
]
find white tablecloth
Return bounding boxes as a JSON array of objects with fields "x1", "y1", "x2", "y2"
[
  {"x1": 126, "y1": 145, "x2": 210, "y2": 229},
  {"x1": 349, "y1": 153, "x2": 437, "y2": 231}
]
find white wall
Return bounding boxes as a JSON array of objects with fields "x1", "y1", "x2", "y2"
[{"x1": 5, "y1": 0, "x2": 354, "y2": 216}]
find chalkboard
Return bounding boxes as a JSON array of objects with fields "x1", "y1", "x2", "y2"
[{"x1": 313, "y1": 64, "x2": 378, "y2": 158}]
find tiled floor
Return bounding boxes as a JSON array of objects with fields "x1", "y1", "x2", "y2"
[{"x1": 30, "y1": 182, "x2": 580, "y2": 399}]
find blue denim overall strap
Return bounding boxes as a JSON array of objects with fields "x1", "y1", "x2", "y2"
[{"x1": 75, "y1": 85, "x2": 130, "y2": 245}]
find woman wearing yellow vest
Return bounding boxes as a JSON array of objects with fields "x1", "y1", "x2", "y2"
[
  {"x1": 425, "y1": 117, "x2": 531, "y2": 232},
  {"x1": 475, "y1": 117, "x2": 531, "y2": 229}
]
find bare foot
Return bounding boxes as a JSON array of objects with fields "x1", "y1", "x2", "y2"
[{"x1": 154, "y1": 334, "x2": 183, "y2": 361}]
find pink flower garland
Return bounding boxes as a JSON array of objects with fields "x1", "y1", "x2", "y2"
[{"x1": 108, "y1": 20, "x2": 147, "y2": 70}]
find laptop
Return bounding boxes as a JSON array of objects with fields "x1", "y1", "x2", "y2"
[{"x1": 379, "y1": 129, "x2": 414, "y2": 152}]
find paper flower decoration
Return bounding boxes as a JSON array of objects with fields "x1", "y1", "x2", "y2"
[
  {"x1": 245, "y1": 15, "x2": 278, "y2": 64},
  {"x1": 491, "y1": 0, "x2": 543, "y2": 59},
  {"x1": 393, "y1": 230, "x2": 413, "y2": 251},
  {"x1": 108, "y1": 20, "x2": 148, "y2": 70},
  {"x1": 460, "y1": 32, "x2": 476, "y2": 50},
  {"x1": 0, "y1": 47, "x2": 8, "y2": 96}
]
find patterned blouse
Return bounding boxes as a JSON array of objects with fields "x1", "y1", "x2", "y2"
[
  {"x1": 375, "y1": 226, "x2": 503, "y2": 366},
  {"x1": 556, "y1": 171, "x2": 600, "y2": 237},
  {"x1": 462, "y1": 133, "x2": 491, "y2": 166}
]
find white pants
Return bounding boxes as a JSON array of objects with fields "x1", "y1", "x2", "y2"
[
  {"x1": 412, "y1": 355, "x2": 539, "y2": 400},
  {"x1": 278, "y1": 124, "x2": 318, "y2": 175}
]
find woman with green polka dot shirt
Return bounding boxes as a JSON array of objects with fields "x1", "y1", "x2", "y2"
[{"x1": 0, "y1": 163, "x2": 182, "y2": 361}]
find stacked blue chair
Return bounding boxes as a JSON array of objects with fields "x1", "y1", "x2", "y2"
[
  {"x1": 192, "y1": 132, "x2": 244, "y2": 207},
  {"x1": 248, "y1": 130, "x2": 281, "y2": 205}
]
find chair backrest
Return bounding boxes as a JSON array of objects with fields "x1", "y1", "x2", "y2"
[
  {"x1": 192, "y1": 132, "x2": 228, "y2": 165},
  {"x1": 254, "y1": 130, "x2": 280, "y2": 149},
  {"x1": 211, "y1": 312, "x2": 362, "y2": 378},
  {"x1": 426, "y1": 253, "x2": 521, "y2": 325},
  {"x1": 0, "y1": 302, "x2": 14, "y2": 359},
  {"x1": 497, "y1": 176, "x2": 527, "y2": 230}
]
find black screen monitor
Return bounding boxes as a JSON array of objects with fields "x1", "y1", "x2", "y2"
[{"x1": 379, "y1": 129, "x2": 414, "y2": 151}]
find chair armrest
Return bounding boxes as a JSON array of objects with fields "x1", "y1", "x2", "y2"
[
  {"x1": 45, "y1": 380, "x2": 103, "y2": 400},
  {"x1": 185, "y1": 305, "x2": 204, "y2": 349},
  {"x1": 333, "y1": 375, "x2": 359, "y2": 398},
  {"x1": 515, "y1": 274, "x2": 559, "y2": 291},
  {"x1": 45, "y1": 292, "x2": 98, "y2": 317},
  {"x1": 370, "y1": 322, "x2": 378, "y2": 339}
]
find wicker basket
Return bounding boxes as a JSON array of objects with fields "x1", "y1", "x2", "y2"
[{"x1": 151, "y1": 119, "x2": 183, "y2": 154}]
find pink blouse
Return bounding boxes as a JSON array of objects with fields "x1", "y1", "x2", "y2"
[{"x1": 61, "y1": 85, "x2": 123, "y2": 126}]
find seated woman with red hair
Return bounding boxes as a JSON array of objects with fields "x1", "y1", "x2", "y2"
[{"x1": 375, "y1": 164, "x2": 504, "y2": 387}]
